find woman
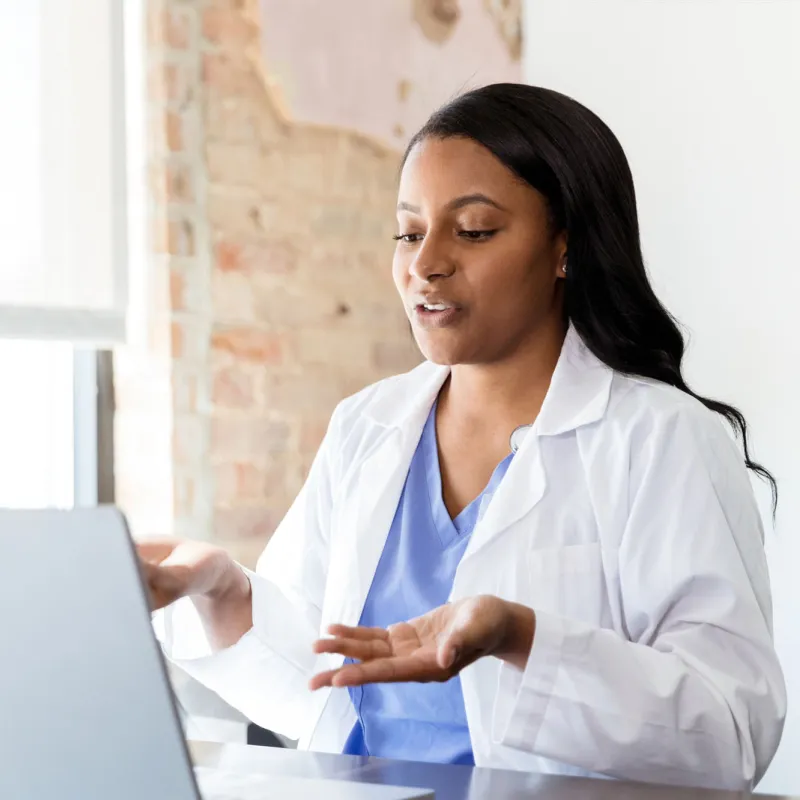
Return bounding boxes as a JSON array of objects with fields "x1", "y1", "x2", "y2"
[{"x1": 142, "y1": 84, "x2": 786, "y2": 790}]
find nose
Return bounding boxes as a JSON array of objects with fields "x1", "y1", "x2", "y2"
[{"x1": 409, "y1": 233, "x2": 455, "y2": 282}]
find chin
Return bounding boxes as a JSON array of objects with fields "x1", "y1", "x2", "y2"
[
  {"x1": 412, "y1": 328, "x2": 483, "y2": 366},
  {"x1": 415, "y1": 341, "x2": 469, "y2": 366},
  {"x1": 424, "y1": 354, "x2": 458, "y2": 366}
]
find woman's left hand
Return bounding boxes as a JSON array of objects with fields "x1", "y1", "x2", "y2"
[{"x1": 309, "y1": 595, "x2": 535, "y2": 691}]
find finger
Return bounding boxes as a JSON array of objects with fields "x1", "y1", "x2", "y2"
[
  {"x1": 332, "y1": 655, "x2": 442, "y2": 687},
  {"x1": 308, "y1": 668, "x2": 341, "y2": 691},
  {"x1": 141, "y1": 572, "x2": 172, "y2": 612},
  {"x1": 137, "y1": 541, "x2": 177, "y2": 564},
  {"x1": 312, "y1": 636, "x2": 392, "y2": 661},
  {"x1": 147, "y1": 588, "x2": 172, "y2": 612},
  {"x1": 138, "y1": 560, "x2": 183, "y2": 610},
  {"x1": 139, "y1": 559, "x2": 177, "y2": 590},
  {"x1": 138, "y1": 559, "x2": 159, "y2": 582},
  {"x1": 326, "y1": 624, "x2": 390, "y2": 642}
]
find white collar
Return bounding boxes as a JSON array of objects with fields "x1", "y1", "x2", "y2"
[{"x1": 365, "y1": 325, "x2": 614, "y2": 437}]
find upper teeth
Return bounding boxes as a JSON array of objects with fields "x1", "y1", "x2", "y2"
[{"x1": 423, "y1": 303, "x2": 448, "y2": 311}]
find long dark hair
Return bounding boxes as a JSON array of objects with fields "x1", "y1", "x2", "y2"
[{"x1": 407, "y1": 83, "x2": 777, "y2": 510}]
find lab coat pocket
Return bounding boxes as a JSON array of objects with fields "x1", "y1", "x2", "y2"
[{"x1": 524, "y1": 543, "x2": 607, "y2": 626}]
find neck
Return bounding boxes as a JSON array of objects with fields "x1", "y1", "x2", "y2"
[{"x1": 441, "y1": 321, "x2": 567, "y2": 431}]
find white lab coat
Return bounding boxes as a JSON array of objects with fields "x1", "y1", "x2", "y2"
[{"x1": 159, "y1": 327, "x2": 786, "y2": 790}]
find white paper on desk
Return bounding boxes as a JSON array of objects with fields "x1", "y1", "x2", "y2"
[{"x1": 194, "y1": 766, "x2": 434, "y2": 800}]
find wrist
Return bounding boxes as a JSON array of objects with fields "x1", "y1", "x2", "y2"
[
  {"x1": 495, "y1": 600, "x2": 536, "y2": 671},
  {"x1": 206, "y1": 556, "x2": 251, "y2": 604},
  {"x1": 193, "y1": 559, "x2": 253, "y2": 650}
]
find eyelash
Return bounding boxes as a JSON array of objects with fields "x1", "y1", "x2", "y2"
[{"x1": 392, "y1": 230, "x2": 498, "y2": 244}]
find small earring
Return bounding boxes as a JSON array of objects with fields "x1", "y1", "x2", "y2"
[{"x1": 561, "y1": 263, "x2": 568, "y2": 275}]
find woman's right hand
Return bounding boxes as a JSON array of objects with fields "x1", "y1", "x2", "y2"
[{"x1": 137, "y1": 538, "x2": 243, "y2": 612}]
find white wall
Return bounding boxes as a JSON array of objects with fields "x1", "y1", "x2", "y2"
[{"x1": 524, "y1": 1, "x2": 800, "y2": 794}]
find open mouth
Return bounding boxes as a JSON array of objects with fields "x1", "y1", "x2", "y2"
[{"x1": 413, "y1": 303, "x2": 463, "y2": 327}]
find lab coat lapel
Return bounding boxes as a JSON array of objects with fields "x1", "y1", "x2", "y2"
[
  {"x1": 460, "y1": 327, "x2": 613, "y2": 566},
  {"x1": 459, "y1": 431, "x2": 548, "y2": 565}
]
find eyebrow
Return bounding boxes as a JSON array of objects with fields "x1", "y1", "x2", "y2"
[{"x1": 397, "y1": 193, "x2": 508, "y2": 214}]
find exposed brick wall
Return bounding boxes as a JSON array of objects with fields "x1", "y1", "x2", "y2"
[
  {"x1": 257, "y1": 0, "x2": 522, "y2": 146},
  {"x1": 115, "y1": 0, "x2": 420, "y2": 566}
]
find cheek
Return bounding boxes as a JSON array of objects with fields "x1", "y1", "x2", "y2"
[
  {"x1": 473, "y1": 251, "x2": 534, "y2": 302},
  {"x1": 469, "y1": 248, "x2": 552, "y2": 320},
  {"x1": 391, "y1": 251, "x2": 408, "y2": 294}
]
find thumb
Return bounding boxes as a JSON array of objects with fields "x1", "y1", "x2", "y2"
[
  {"x1": 437, "y1": 637, "x2": 462, "y2": 670},
  {"x1": 438, "y1": 629, "x2": 479, "y2": 670},
  {"x1": 436, "y1": 599, "x2": 500, "y2": 670}
]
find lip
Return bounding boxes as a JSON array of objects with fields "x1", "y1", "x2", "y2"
[{"x1": 411, "y1": 303, "x2": 464, "y2": 329}]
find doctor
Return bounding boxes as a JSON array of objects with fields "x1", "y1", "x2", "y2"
[{"x1": 141, "y1": 84, "x2": 786, "y2": 790}]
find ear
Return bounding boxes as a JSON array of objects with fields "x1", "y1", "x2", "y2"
[{"x1": 554, "y1": 231, "x2": 568, "y2": 279}]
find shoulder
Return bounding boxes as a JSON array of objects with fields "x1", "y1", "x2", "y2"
[
  {"x1": 603, "y1": 372, "x2": 749, "y2": 488},
  {"x1": 324, "y1": 361, "x2": 444, "y2": 459},
  {"x1": 333, "y1": 360, "x2": 442, "y2": 424},
  {"x1": 601, "y1": 375, "x2": 768, "y2": 577},
  {"x1": 607, "y1": 372, "x2": 729, "y2": 439}
]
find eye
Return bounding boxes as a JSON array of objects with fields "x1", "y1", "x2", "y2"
[
  {"x1": 392, "y1": 233, "x2": 424, "y2": 244},
  {"x1": 458, "y1": 229, "x2": 498, "y2": 241}
]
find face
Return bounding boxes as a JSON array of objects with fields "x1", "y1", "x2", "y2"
[{"x1": 392, "y1": 136, "x2": 566, "y2": 366}]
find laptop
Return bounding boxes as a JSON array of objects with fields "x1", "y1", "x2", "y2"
[{"x1": 0, "y1": 507, "x2": 433, "y2": 800}]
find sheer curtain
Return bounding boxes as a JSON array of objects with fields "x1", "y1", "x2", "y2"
[{"x1": 0, "y1": 0, "x2": 129, "y2": 343}]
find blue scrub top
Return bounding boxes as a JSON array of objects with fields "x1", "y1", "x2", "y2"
[{"x1": 342, "y1": 400, "x2": 513, "y2": 764}]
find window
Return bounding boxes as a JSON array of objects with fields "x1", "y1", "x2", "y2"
[
  {"x1": 0, "y1": 0, "x2": 140, "y2": 510},
  {"x1": 0, "y1": 0, "x2": 130, "y2": 343},
  {"x1": 0, "y1": 341, "x2": 74, "y2": 508}
]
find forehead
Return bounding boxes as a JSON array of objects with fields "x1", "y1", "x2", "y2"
[{"x1": 398, "y1": 136, "x2": 533, "y2": 210}]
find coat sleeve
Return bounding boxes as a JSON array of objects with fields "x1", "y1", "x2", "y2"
[
  {"x1": 153, "y1": 406, "x2": 342, "y2": 740},
  {"x1": 492, "y1": 404, "x2": 786, "y2": 790}
]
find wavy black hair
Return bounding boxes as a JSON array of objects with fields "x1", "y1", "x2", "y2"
[{"x1": 406, "y1": 83, "x2": 777, "y2": 510}]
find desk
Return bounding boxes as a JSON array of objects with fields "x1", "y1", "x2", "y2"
[{"x1": 189, "y1": 741, "x2": 793, "y2": 800}]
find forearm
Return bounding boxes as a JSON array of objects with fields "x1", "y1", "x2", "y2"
[
  {"x1": 159, "y1": 574, "x2": 315, "y2": 740},
  {"x1": 493, "y1": 610, "x2": 784, "y2": 789}
]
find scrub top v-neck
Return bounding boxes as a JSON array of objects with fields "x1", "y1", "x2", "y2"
[{"x1": 342, "y1": 400, "x2": 514, "y2": 763}]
